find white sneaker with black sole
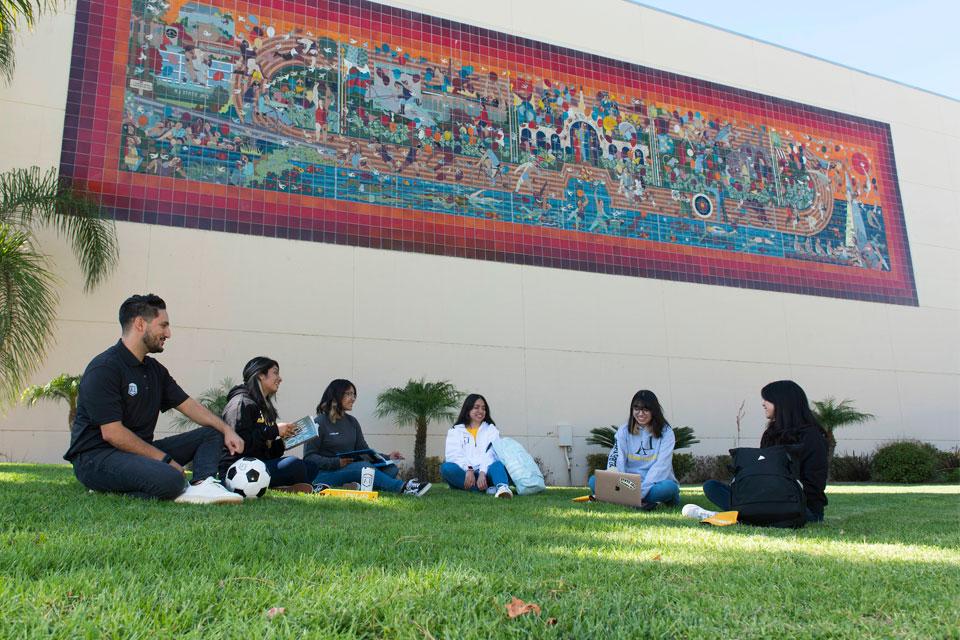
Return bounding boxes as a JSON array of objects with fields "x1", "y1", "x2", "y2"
[
  {"x1": 403, "y1": 479, "x2": 431, "y2": 497},
  {"x1": 175, "y1": 477, "x2": 243, "y2": 504},
  {"x1": 494, "y1": 484, "x2": 512, "y2": 499}
]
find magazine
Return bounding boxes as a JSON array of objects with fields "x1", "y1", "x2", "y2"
[{"x1": 282, "y1": 415, "x2": 319, "y2": 449}]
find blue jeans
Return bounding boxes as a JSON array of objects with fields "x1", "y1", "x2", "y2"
[
  {"x1": 312, "y1": 461, "x2": 404, "y2": 493},
  {"x1": 702, "y1": 480, "x2": 824, "y2": 522},
  {"x1": 263, "y1": 457, "x2": 319, "y2": 487},
  {"x1": 588, "y1": 475, "x2": 681, "y2": 504},
  {"x1": 440, "y1": 461, "x2": 509, "y2": 491}
]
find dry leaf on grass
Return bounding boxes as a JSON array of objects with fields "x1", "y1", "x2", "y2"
[
  {"x1": 651, "y1": 553, "x2": 662, "y2": 561},
  {"x1": 266, "y1": 607, "x2": 286, "y2": 619},
  {"x1": 506, "y1": 597, "x2": 541, "y2": 619},
  {"x1": 546, "y1": 617, "x2": 558, "y2": 626}
]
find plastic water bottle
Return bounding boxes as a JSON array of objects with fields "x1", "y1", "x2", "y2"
[{"x1": 360, "y1": 466, "x2": 375, "y2": 492}]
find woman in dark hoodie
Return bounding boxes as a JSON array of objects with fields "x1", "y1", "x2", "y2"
[
  {"x1": 702, "y1": 380, "x2": 829, "y2": 522},
  {"x1": 218, "y1": 357, "x2": 317, "y2": 491}
]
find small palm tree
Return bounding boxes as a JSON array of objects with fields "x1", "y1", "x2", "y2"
[
  {"x1": 375, "y1": 379, "x2": 463, "y2": 480},
  {"x1": 586, "y1": 424, "x2": 699, "y2": 450},
  {"x1": 20, "y1": 372, "x2": 80, "y2": 428},
  {"x1": 811, "y1": 397, "x2": 875, "y2": 457},
  {"x1": 170, "y1": 378, "x2": 234, "y2": 430},
  {"x1": 0, "y1": 166, "x2": 118, "y2": 406}
]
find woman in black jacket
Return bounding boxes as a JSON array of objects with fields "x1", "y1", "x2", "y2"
[
  {"x1": 218, "y1": 357, "x2": 317, "y2": 491},
  {"x1": 702, "y1": 380, "x2": 829, "y2": 522}
]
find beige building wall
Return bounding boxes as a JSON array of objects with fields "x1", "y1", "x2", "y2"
[{"x1": 1, "y1": 0, "x2": 957, "y2": 482}]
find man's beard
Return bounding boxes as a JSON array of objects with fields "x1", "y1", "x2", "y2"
[{"x1": 143, "y1": 332, "x2": 165, "y2": 353}]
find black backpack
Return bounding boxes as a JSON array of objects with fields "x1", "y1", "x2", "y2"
[{"x1": 728, "y1": 446, "x2": 806, "y2": 528}]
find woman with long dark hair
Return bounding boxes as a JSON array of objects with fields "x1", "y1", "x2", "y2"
[
  {"x1": 441, "y1": 393, "x2": 513, "y2": 498},
  {"x1": 218, "y1": 357, "x2": 317, "y2": 491},
  {"x1": 702, "y1": 380, "x2": 829, "y2": 522},
  {"x1": 303, "y1": 379, "x2": 431, "y2": 496},
  {"x1": 588, "y1": 389, "x2": 680, "y2": 507}
]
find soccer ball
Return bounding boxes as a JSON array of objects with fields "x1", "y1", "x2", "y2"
[{"x1": 224, "y1": 457, "x2": 271, "y2": 499}]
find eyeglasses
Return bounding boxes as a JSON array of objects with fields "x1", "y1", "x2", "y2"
[{"x1": 632, "y1": 406, "x2": 652, "y2": 413}]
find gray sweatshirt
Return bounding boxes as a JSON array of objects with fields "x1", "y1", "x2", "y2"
[{"x1": 302, "y1": 413, "x2": 370, "y2": 470}]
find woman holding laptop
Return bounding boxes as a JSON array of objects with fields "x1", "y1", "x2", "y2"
[{"x1": 589, "y1": 389, "x2": 680, "y2": 508}]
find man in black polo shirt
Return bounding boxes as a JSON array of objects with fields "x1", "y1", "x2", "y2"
[{"x1": 65, "y1": 294, "x2": 246, "y2": 504}]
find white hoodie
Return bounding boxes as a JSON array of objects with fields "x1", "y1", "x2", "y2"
[{"x1": 444, "y1": 422, "x2": 500, "y2": 473}]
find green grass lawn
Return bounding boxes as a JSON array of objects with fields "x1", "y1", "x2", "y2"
[{"x1": 1, "y1": 465, "x2": 958, "y2": 639}]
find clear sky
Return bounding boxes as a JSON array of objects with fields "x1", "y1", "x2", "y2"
[{"x1": 629, "y1": 0, "x2": 960, "y2": 101}]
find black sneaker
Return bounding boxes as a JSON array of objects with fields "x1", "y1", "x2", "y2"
[
  {"x1": 639, "y1": 500, "x2": 662, "y2": 511},
  {"x1": 403, "y1": 479, "x2": 432, "y2": 497}
]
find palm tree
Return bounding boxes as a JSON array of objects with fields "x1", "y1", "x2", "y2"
[
  {"x1": 2, "y1": 2, "x2": 117, "y2": 409},
  {"x1": 169, "y1": 378, "x2": 234, "y2": 430},
  {"x1": 375, "y1": 379, "x2": 463, "y2": 480},
  {"x1": 586, "y1": 424, "x2": 700, "y2": 450},
  {"x1": 811, "y1": 397, "x2": 875, "y2": 457},
  {"x1": 1, "y1": 166, "x2": 118, "y2": 406},
  {"x1": 20, "y1": 372, "x2": 80, "y2": 428}
]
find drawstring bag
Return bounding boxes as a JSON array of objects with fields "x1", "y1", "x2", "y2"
[{"x1": 491, "y1": 438, "x2": 545, "y2": 495}]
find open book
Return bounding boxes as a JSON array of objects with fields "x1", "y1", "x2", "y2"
[{"x1": 282, "y1": 415, "x2": 319, "y2": 449}]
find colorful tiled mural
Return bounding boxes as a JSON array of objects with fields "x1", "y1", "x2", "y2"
[{"x1": 61, "y1": 0, "x2": 917, "y2": 304}]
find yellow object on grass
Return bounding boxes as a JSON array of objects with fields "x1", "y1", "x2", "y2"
[
  {"x1": 702, "y1": 511, "x2": 738, "y2": 526},
  {"x1": 316, "y1": 488, "x2": 379, "y2": 500}
]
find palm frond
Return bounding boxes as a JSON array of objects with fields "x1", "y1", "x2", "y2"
[
  {"x1": 170, "y1": 378, "x2": 234, "y2": 430},
  {"x1": 374, "y1": 379, "x2": 463, "y2": 427},
  {"x1": 0, "y1": 167, "x2": 118, "y2": 290},
  {"x1": 811, "y1": 397, "x2": 875, "y2": 432},
  {"x1": 0, "y1": 17, "x2": 14, "y2": 84},
  {"x1": 0, "y1": 1, "x2": 64, "y2": 31},
  {"x1": 587, "y1": 424, "x2": 700, "y2": 450},
  {"x1": 673, "y1": 426, "x2": 700, "y2": 450},
  {"x1": 20, "y1": 372, "x2": 79, "y2": 405},
  {"x1": 0, "y1": 1, "x2": 65, "y2": 83},
  {"x1": 0, "y1": 1, "x2": 38, "y2": 32},
  {"x1": 0, "y1": 225, "x2": 57, "y2": 404},
  {"x1": 586, "y1": 426, "x2": 617, "y2": 449}
]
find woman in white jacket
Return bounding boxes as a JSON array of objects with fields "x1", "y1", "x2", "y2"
[
  {"x1": 588, "y1": 389, "x2": 680, "y2": 508},
  {"x1": 442, "y1": 394, "x2": 513, "y2": 498}
]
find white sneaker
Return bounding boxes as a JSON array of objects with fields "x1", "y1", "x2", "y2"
[
  {"x1": 175, "y1": 477, "x2": 243, "y2": 504},
  {"x1": 494, "y1": 484, "x2": 513, "y2": 499},
  {"x1": 681, "y1": 503, "x2": 717, "y2": 520}
]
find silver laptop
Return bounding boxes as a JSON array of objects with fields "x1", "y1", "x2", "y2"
[{"x1": 594, "y1": 469, "x2": 644, "y2": 507}]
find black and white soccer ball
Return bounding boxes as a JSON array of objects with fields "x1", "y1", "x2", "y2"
[{"x1": 224, "y1": 457, "x2": 270, "y2": 498}]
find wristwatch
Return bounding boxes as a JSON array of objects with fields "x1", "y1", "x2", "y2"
[{"x1": 161, "y1": 453, "x2": 173, "y2": 464}]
